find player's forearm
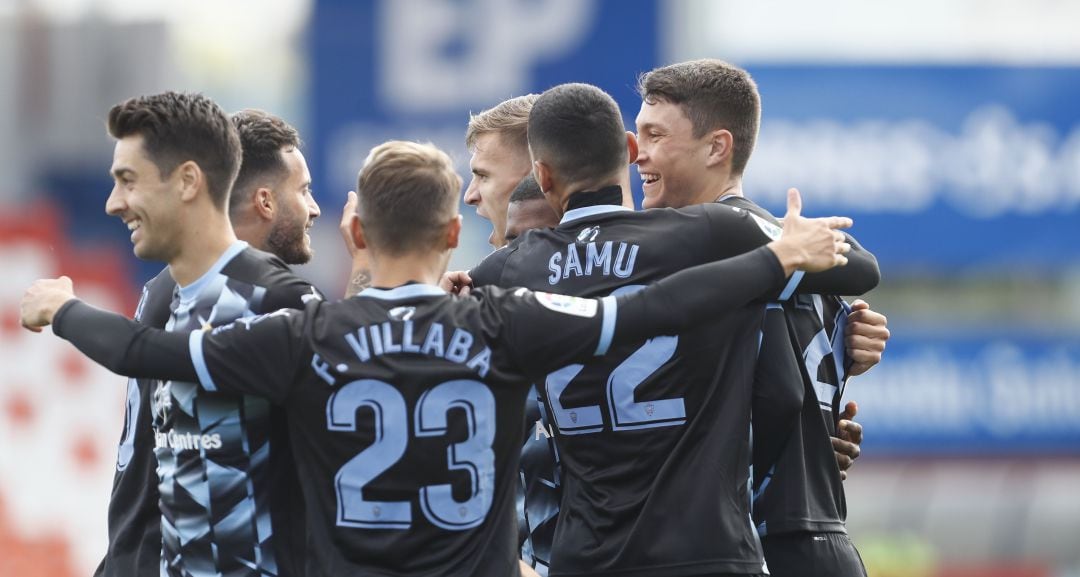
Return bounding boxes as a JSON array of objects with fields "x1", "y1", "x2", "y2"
[
  {"x1": 53, "y1": 300, "x2": 198, "y2": 381},
  {"x1": 611, "y1": 245, "x2": 785, "y2": 344},
  {"x1": 795, "y1": 234, "x2": 880, "y2": 296}
]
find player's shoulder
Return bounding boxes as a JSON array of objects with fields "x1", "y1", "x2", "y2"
[
  {"x1": 469, "y1": 244, "x2": 517, "y2": 288},
  {"x1": 229, "y1": 246, "x2": 321, "y2": 310},
  {"x1": 136, "y1": 267, "x2": 177, "y2": 327},
  {"x1": 717, "y1": 195, "x2": 778, "y2": 223}
]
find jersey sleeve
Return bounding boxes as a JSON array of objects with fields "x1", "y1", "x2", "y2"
[
  {"x1": 492, "y1": 244, "x2": 788, "y2": 377},
  {"x1": 53, "y1": 299, "x2": 310, "y2": 404},
  {"x1": 750, "y1": 303, "x2": 806, "y2": 490},
  {"x1": 608, "y1": 245, "x2": 787, "y2": 345},
  {"x1": 483, "y1": 287, "x2": 608, "y2": 378},
  {"x1": 53, "y1": 300, "x2": 199, "y2": 382},
  {"x1": 261, "y1": 269, "x2": 323, "y2": 311},
  {"x1": 779, "y1": 233, "x2": 879, "y2": 299},
  {"x1": 189, "y1": 306, "x2": 310, "y2": 404},
  {"x1": 700, "y1": 203, "x2": 880, "y2": 299}
]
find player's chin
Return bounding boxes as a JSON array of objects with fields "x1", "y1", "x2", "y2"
[{"x1": 641, "y1": 191, "x2": 663, "y2": 210}]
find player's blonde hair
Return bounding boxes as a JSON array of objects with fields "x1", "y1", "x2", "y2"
[
  {"x1": 464, "y1": 94, "x2": 539, "y2": 155},
  {"x1": 355, "y1": 141, "x2": 462, "y2": 255}
]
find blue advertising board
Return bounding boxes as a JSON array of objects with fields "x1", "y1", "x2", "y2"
[
  {"x1": 309, "y1": 0, "x2": 658, "y2": 218},
  {"x1": 848, "y1": 334, "x2": 1080, "y2": 455},
  {"x1": 744, "y1": 66, "x2": 1080, "y2": 273}
]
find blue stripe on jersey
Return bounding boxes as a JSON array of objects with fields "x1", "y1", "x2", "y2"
[
  {"x1": 595, "y1": 295, "x2": 618, "y2": 356},
  {"x1": 559, "y1": 204, "x2": 632, "y2": 225},
  {"x1": 357, "y1": 284, "x2": 445, "y2": 300},
  {"x1": 778, "y1": 270, "x2": 805, "y2": 301},
  {"x1": 189, "y1": 331, "x2": 217, "y2": 392}
]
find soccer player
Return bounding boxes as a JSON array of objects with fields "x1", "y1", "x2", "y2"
[
  {"x1": 229, "y1": 109, "x2": 322, "y2": 266},
  {"x1": 503, "y1": 175, "x2": 559, "y2": 245},
  {"x1": 634, "y1": 59, "x2": 887, "y2": 577},
  {"x1": 93, "y1": 92, "x2": 318, "y2": 577},
  {"x1": 464, "y1": 94, "x2": 539, "y2": 248},
  {"x1": 98, "y1": 106, "x2": 324, "y2": 577},
  {"x1": 23, "y1": 139, "x2": 854, "y2": 577},
  {"x1": 462, "y1": 83, "x2": 877, "y2": 576}
]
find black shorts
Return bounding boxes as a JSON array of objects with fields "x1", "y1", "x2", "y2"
[{"x1": 760, "y1": 532, "x2": 867, "y2": 577}]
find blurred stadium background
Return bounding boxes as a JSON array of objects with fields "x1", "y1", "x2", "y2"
[{"x1": 1, "y1": 1, "x2": 1078, "y2": 576}]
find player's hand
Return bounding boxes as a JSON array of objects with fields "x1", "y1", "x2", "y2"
[
  {"x1": 846, "y1": 299, "x2": 889, "y2": 376},
  {"x1": 440, "y1": 270, "x2": 473, "y2": 296},
  {"x1": 518, "y1": 560, "x2": 542, "y2": 577},
  {"x1": 832, "y1": 401, "x2": 863, "y2": 480},
  {"x1": 771, "y1": 188, "x2": 853, "y2": 275},
  {"x1": 20, "y1": 276, "x2": 77, "y2": 333}
]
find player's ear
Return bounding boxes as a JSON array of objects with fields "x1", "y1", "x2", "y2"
[
  {"x1": 625, "y1": 131, "x2": 639, "y2": 165},
  {"x1": 350, "y1": 214, "x2": 367, "y2": 250},
  {"x1": 533, "y1": 160, "x2": 553, "y2": 195},
  {"x1": 176, "y1": 160, "x2": 202, "y2": 202},
  {"x1": 254, "y1": 188, "x2": 275, "y2": 221},
  {"x1": 446, "y1": 214, "x2": 462, "y2": 249},
  {"x1": 705, "y1": 129, "x2": 733, "y2": 169}
]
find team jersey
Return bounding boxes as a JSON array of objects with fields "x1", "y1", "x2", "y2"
[
  {"x1": 468, "y1": 190, "x2": 879, "y2": 577},
  {"x1": 153, "y1": 241, "x2": 319, "y2": 577},
  {"x1": 516, "y1": 386, "x2": 560, "y2": 575},
  {"x1": 718, "y1": 196, "x2": 861, "y2": 537},
  {"x1": 52, "y1": 242, "x2": 791, "y2": 577},
  {"x1": 95, "y1": 268, "x2": 176, "y2": 577}
]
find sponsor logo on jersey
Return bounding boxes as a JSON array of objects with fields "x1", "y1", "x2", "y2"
[
  {"x1": 535, "y1": 292, "x2": 598, "y2": 318},
  {"x1": 154, "y1": 430, "x2": 224, "y2": 451}
]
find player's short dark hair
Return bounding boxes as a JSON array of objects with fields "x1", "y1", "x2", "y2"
[
  {"x1": 229, "y1": 109, "x2": 301, "y2": 217},
  {"x1": 528, "y1": 83, "x2": 627, "y2": 185},
  {"x1": 509, "y1": 174, "x2": 544, "y2": 204},
  {"x1": 356, "y1": 141, "x2": 462, "y2": 255},
  {"x1": 637, "y1": 59, "x2": 760, "y2": 176},
  {"x1": 107, "y1": 91, "x2": 241, "y2": 211}
]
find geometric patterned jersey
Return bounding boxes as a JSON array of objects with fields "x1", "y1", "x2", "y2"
[{"x1": 154, "y1": 241, "x2": 318, "y2": 577}]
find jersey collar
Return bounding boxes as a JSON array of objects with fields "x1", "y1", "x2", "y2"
[
  {"x1": 177, "y1": 240, "x2": 249, "y2": 302},
  {"x1": 560, "y1": 204, "x2": 632, "y2": 225},
  {"x1": 358, "y1": 284, "x2": 446, "y2": 300}
]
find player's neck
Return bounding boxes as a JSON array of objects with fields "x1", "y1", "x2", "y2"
[
  {"x1": 554, "y1": 174, "x2": 634, "y2": 215},
  {"x1": 703, "y1": 177, "x2": 743, "y2": 204},
  {"x1": 168, "y1": 210, "x2": 240, "y2": 287},
  {"x1": 367, "y1": 251, "x2": 448, "y2": 290}
]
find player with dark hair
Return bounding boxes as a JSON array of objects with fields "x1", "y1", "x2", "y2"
[
  {"x1": 504, "y1": 175, "x2": 558, "y2": 245},
  {"x1": 230, "y1": 109, "x2": 321, "y2": 265},
  {"x1": 24, "y1": 138, "x2": 854, "y2": 577},
  {"x1": 96, "y1": 92, "x2": 317, "y2": 577},
  {"x1": 636, "y1": 58, "x2": 888, "y2": 577},
  {"x1": 464, "y1": 82, "x2": 878, "y2": 576}
]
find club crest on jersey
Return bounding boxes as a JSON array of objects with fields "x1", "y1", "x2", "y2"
[
  {"x1": 535, "y1": 292, "x2": 598, "y2": 318},
  {"x1": 389, "y1": 306, "x2": 416, "y2": 321},
  {"x1": 749, "y1": 213, "x2": 782, "y2": 240},
  {"x1": 152, "y1": 381, "x2": 173, "y2": 423},
  {"x1": 576, "y1": 226, "x2": 600, "y2": 244}
]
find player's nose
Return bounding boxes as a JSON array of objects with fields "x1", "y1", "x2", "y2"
[
  {"x1": 463, "y1": 181, "x2": 480, "y2": 206},
  {"x1": 105, "y1": 185, "x2": 126, "y2": 216}
]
